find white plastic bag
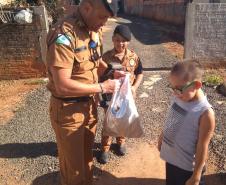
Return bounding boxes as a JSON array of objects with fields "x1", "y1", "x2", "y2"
[
  {"x1": 103, "y1": 74, "x2": 143, "y2": 138},
  {"x1": 14, "y1": 9, "x2": 33, "y2": 24}
]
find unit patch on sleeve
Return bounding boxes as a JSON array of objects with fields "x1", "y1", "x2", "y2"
[{"x1": 55, "y1": 34, "x2": 71, "y2": 46}]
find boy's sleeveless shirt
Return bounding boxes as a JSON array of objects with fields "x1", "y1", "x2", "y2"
[{"x1": 160, "y1": 95, "x2": 212, "y2": 171}]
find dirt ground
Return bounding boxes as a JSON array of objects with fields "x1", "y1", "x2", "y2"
[
  {"x1": 0, "y1": 41, "x2": 226, "y2": 185},
  {"x1": 0, "y1": 77, "x2": 225, "y2": 185},
  {"x1": 0, "y1": 79, "x2": 42, "y2": 185},
  {"x1": 0, "y1": 158, "x2": 27, "y2": 185},
  {"x1": 162, "y1": 42, "x2": 184, "y2": 60},
  {"x1": 0, "y1": 79, "x2": 42, "y2": 125},
  {"x1": 93, "y1": 143, "x2": 225, "y2": 185}
]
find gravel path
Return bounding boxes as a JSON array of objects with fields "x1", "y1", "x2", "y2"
[{"x1": 0, "y1": 15, "x2": 225, "y2": 185}]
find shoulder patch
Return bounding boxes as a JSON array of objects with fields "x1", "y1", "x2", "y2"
[{"x1": 55, "y1": 34, "x2": 71, "y2": 46}]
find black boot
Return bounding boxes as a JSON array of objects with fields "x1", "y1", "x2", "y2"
[
  {"x1": 99, "y1": 151, "x2": 109, "y2": 164},
  {"x1": 117, "y1": 145, "x2": 126, "y2": 156}
]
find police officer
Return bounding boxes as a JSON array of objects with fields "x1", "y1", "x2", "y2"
[{"x1": 46, "y1": 0, "x2": 123, "y2": 185}]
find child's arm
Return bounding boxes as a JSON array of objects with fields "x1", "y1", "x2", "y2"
[
  {"x1": 157, "y1": 130, "x2": 164, "y2": 152},
  {"x1": 133, "y1": 71, "x2": 143, "y2": 89},
  {"x1": 132, "y1": 58, "x2": 143, "y2": 98},
  {"x1": 185, "y1": 108, "x2": 215, "y2": 185},
  {"x1": 131, "y1": 73, "x2": 143, "y2": 98}
]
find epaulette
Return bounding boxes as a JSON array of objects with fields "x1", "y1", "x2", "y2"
[
  {"x1": 47, "y1": 18, "x2": 75, "y2": 49},
  {"x1": 91, "y1": 31, "x2": 101, "y2": 45}
]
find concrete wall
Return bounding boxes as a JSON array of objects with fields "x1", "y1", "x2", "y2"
[
  {"x1": 0, "y1": 6, "x2": 47, "y2": 80},
  {"x1": 124, "y1": 0, "x2": 187, "y2": 25},
  {"x1": 184, "y1": 2, "x2": 226, "y2": 59}
]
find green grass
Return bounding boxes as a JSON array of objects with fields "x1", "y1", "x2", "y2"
[
  {"x1": 24, "y1": 79, "x2": 47, "y2": 85},
  {"x1": 203, "y1": 74, "x2": 224, "y2": 87}
]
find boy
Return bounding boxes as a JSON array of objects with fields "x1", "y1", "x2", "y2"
[
  {"x1": 99, "y1": 25, "x2": 143, "y2": 164},
  {"x1": 158, "y1": 61, "x2": 215, "y2": 185}
]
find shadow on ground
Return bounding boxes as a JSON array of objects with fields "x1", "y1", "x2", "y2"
[
  {"x1": 31, "y1": 168, "x2": 226, "y2": 185},
  {"x1": 205, "y1": 172, "x2": 226, "y2": 185},
  {"x1": 0, "y1": 142, "x2": 57, "y2": 158},
  {"x1": 31, "y1": 168, "x2": 164, "y2": 185},
  {"x1": 32, "y1": 171, "x2": 60, "y2": 185},
  {"x1": 116, "y1": 14, "x2": 184, "y2": 45}
]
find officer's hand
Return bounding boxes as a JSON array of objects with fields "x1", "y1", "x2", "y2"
[
  {"x1": 113, "y1": 70, "x2": 126, "y2": 79},
  {"x1": 102, "y1": 79, "x2": 120, "y2": 93}
]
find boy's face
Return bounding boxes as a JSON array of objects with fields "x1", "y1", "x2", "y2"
[
  {"x1": 169, "y1": 74, "x2": 201, "y2": 102},
  {"x1": 112, "y1": 33, "x2": 129, "y2": 53}
]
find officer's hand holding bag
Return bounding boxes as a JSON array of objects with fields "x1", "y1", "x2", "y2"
[{"x1": 103, "y1": 74, "x2": 143, "y2": 138}]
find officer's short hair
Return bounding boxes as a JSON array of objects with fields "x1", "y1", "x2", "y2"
[{"x1": 80, "y1": 0, "x2": 116, "y2": 16}]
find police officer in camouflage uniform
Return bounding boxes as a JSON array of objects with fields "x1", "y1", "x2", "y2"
[{"x1": 46, "y1": 0, "x2": 123, "y2": 184}]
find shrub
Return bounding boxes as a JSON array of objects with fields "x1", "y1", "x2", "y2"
[{"x1": 203, "y1": 74, "x2": 224, "y2": 87}]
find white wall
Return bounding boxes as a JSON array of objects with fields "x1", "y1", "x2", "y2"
[{"x1": 0, "y1": 0, "x2": 14, "y2": 5}]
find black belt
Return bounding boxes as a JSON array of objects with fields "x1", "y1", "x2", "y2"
[{"x1": 52, "y1": 95, "x2": 92, "y2": 103}]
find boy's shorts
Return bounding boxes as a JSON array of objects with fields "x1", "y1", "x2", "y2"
[{"x1": 166, "y1": 162, "x2": 205, "y2": 185}]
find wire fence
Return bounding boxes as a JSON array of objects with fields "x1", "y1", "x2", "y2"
[
  {"x1": 0, "y1": 3, "x2": 17, "y2": 23},
  {"x1": 0, "y1": 0, "x2": 57, "y2": 24},
  {"x1": 0, "y1": 0, "x2": 81, "y2": 25}
]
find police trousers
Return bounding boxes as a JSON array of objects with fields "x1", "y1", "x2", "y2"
[{"x1": 49, "y1": 96, "x2": 97, "y2": 185}]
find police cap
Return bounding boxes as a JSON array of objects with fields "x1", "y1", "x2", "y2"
[
  {"x1": 102, "y1": 0, "x2": 116, "y2": 16},
  {"x1": 113, "y1": 25, "x2": 131, "y2": 41}
]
